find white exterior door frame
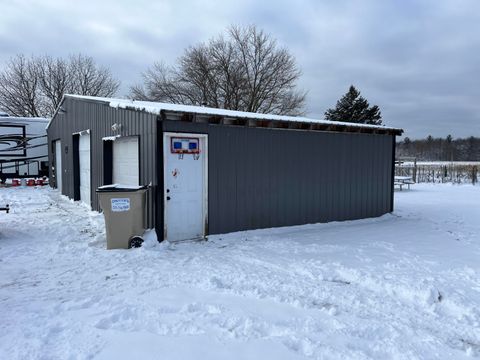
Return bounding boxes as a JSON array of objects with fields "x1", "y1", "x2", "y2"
[{"x1": 163, "y1": 132, "x2": 208, "y2": 242}]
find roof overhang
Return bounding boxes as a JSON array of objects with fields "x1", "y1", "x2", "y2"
[
  {"x1": 159, "y1": 109, "x2": 403, "y2": 136},
  {"x1": 49, "y1": 94, "x2": 404, "y2": 136}
]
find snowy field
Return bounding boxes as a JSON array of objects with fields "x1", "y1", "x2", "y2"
[
  {"x1": 402, "y1": 161, "x2": 480, "y2": 166},
  {"x1": 1, "y1": 185, "x2": 479, "y2": 359}
]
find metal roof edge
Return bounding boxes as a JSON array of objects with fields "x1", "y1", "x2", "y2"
[{"x1": 54, "y1": 95, "x2": 404, "y2": 136}]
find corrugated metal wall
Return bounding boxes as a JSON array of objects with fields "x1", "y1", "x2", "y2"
[
  {"x1": 47, "y1": 97, "x2": 158, "y2": 227},
  {"x1": 162, "y1": 120, "x2": 394, "y2": 235}
]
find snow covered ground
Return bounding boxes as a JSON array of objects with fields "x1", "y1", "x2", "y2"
[
  {"x1": 1, "y1": 184, "x2": 479, "y2": 359},
  {"x1": 402, "y1": 161, "x2": 480, "y2": 166}
]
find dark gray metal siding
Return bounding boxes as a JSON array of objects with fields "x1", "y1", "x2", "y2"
[
  {"x1": 162, "y1": 121, "x2": 394, "y2": 236},
  {"x1": 47, "y1": 97, "x2": 158, "y2": 227}
]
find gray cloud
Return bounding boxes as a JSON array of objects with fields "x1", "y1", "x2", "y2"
[{"x1": 0, "y1": 0, "x2": 479, "y2": 139}]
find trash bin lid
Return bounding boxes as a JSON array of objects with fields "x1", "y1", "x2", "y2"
[{"x1": 96, "y1": 184, "x2": 149, "y2": 192}]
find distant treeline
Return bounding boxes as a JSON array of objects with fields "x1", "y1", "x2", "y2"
[{"x1": 396, "y1": 136, "x2": 480, "y2": 161}]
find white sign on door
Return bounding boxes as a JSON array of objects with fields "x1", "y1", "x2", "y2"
[{"x1": 111, "y1": 198, "x2": 130, "y2": 212}]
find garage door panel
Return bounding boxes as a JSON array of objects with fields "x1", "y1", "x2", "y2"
[
  {"x1": 79, "y1": 134, "x2": 91, "y2": 206},
  {"x1": 55, "y1": 140, "x2": 62, "y2": 192},
  {"x1": 113, "y1": 137, "x2": 139, "y2": 186}
]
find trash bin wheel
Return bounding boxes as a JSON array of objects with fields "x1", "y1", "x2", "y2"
[{"x1": 129, "y1": 236, "x2": 144, "y2": 248}]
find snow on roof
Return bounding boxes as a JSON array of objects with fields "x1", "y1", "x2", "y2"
[
  {"x1": 0, "y1": 116, "x2": 49, "y2": 123},
  {"x1": 59, "y1": 94, "x2": 402, "y2": 133}
]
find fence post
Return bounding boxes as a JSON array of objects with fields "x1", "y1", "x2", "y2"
[
  {"x1": 413, "y1": 159, "x2": 417, "y2": 182},
  {"x1": 473, "y1": 166, "x2": 478, "y2": 185}
]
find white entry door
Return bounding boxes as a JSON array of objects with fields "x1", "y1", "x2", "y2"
[
  {"x1": 164, "y1": 133, "x2": 208, "y2": 242},
  {"x1": 54, "y1": 140, "x2": 62, "y2": 193},
  {"x1": 113, "y1": 136, "x2": 139, "y2": 186},
  {"x1": 79, "y1": 133, "x2": 91, "y2": 206}
]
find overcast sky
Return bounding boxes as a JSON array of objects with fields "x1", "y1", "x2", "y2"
[{"x1": 1, "y1": 0, "x2": 479, "y2": 139}]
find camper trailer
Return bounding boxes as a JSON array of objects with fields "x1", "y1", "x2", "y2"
[{"x1": 0, "y1": 116, "x2": 49, "y2": 183}]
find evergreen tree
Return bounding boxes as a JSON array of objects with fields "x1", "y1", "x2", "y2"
[
  {"x1": 445, "y1": 134, "x2": 454, "y2": 160},
  {"x1": 324, "y1": 85, "x2": 382, "y2": 125}
]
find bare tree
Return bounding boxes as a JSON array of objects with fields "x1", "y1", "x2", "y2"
[
  {"x1": 396, "y1": 135, "x2": 480, "y2": 161},
  {"x1": 35, "y1": 56, "x2": 70, "y2": 115},
  {"x1": 69, "y1": 54, "x2": 119, "y2": 97},
  {"x1": 131, "y1": 25, "x2": 306, "y2": 116},
  {"x1": 0, "y1": 54, "x2": 120, "y2": 117},
  {"x1": 0, "y1": 55, "x2": 40, "y2": 117}
]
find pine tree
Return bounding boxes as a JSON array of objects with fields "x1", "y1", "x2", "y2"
[
  {"x1": 324, "y1": 85, "x2": 382, "y2": 125},
  {"x1": 445, "y1": 134, "x2": 454, "y2": 160}
]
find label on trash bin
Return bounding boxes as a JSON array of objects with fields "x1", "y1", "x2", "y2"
[{"x1": 111, "y1": 198, "x2": 130, "y2": 212}]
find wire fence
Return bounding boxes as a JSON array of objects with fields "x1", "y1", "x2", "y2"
[{"x1": 396, "y1": 163, "x2": 478, "y2": 184}]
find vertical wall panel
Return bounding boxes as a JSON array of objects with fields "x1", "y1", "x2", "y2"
[{"x1": 381, "y1": 136, "x2": 388, "y2": 213}]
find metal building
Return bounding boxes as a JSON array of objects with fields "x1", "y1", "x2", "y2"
[{"x1": 47, "y1": 95, "x2": 403, "y2": 242}]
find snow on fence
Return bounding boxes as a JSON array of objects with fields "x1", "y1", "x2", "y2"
[{"x1": 396, "y1": 162, "x2": 479, "y2": 184}]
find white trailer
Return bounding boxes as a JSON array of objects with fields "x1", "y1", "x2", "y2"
[{"x1": 0, "y1": 116, "x2": 49, "y2": 183}]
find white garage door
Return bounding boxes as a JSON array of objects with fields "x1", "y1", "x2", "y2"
[
  {"x1": 79, "y1": 134, "x2": 91, "y2": 206},
  {"x1": 113, "y1": 136, "x2": 139, "y2": 186},
  {"x1": 55, "y1": 140, "x2": 62, "y2": 193}
]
